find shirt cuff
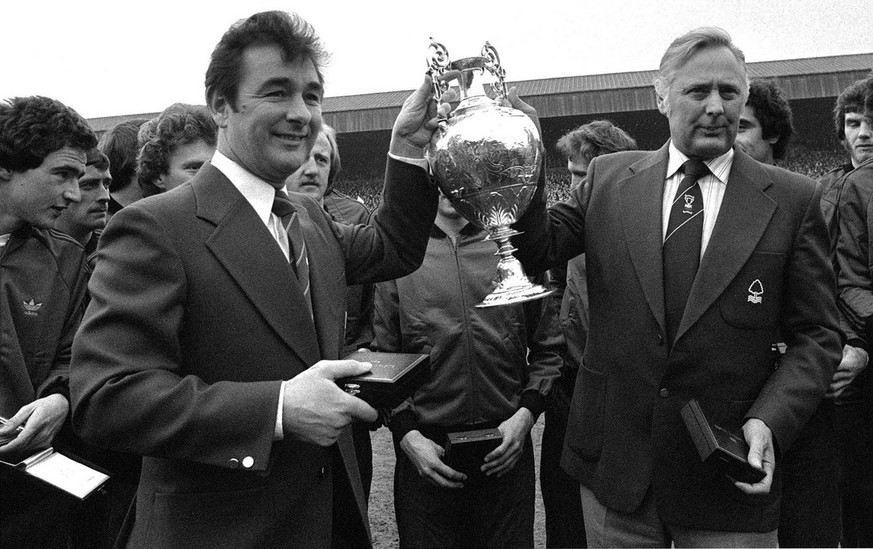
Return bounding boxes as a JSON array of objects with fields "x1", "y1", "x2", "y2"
[
  {"x1": 388, "y1": 152, "x2": 429, "y2": 171},
  {"x1": 274, "y1": 381, "x2": 286, "y2": 441}
]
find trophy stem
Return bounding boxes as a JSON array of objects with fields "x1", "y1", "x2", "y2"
[{"x1": 477, "y1": 227, "x2": 553, "y2": 308}]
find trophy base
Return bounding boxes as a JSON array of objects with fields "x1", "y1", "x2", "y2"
[
  {"x1": 476, "y1": 284, "x2": 553, "y2": 309},
  {"x1": 477, "y1": 277, "x2": 553, "y2": 308}
]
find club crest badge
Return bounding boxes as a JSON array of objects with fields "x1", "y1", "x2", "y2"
[
  {"x1": 683, "y1": 194, "x2": 695, "y2": 214},
  {"x1": 747, "y1": 280, "x2": 763, "y2": 304},
  {"x1": 23, "y1": 299, "x2": 42, "y2": 317}
]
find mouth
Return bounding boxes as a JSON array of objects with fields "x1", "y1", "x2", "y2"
[
  {"x1": 51, "y1": 206, "x2": 67, "y2": 215},
  {"x1": 274, "y1": 132, "x2": 308, "y2": 146}
]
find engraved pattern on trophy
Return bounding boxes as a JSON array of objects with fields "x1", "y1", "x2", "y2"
[{"x1": 426, "y1": 39, "x2": 551, "y2": 307}]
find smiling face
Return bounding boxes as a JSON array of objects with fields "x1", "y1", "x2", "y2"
[
  {"x1": 658, "y1": 46, "x2": 747, "y2": 160},
  {"x1": 211, "y1": 44, "x2": 323, "y2": 187},
  {"x1": 844, "y1": 110, "x2": 873, "y2": 168},
  {"x1": 285, "y1": 131, "x2": 331, "y2": 203},
  {"x1": 0, "y1": 146, "x2": 85, "y2": 233}
]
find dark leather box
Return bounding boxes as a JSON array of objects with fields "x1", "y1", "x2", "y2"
[
  {"x1": 337, "y1": 351, "x2": 430, "y2": 410},
  {"x1": 444, "y1": 428, "x2": 503, "y2": 481},
  {"x1": 681, "y1": 399, "x2": 766, "y2": 484}
]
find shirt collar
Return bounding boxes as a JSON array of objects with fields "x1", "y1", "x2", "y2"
[
  {"x1": 211, "y1": 150, "x2": 278, "y2": 225},
  {"x1": 666, "y1": 141, "x2": 734, "y2": 184}
]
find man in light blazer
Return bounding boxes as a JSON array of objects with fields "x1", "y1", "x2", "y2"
[
  {"x1": 512, "y1": 28, "x2": 841, "y2": 547},
  {"x1": 70, "y1": 11, "x2": 444, "y2": 548}
]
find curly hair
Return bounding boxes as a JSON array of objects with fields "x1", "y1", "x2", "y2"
[
  {"x1": 556, "y1": 120, "x2": 638, "y2": 164},
  {"x1": 99, "y1": 118, "x2": 149, "y2": 193},
  {"x1": 0, "y1": 96, "x2": 97, "y2": 172},
  {"x1": 205, "y1": 11, "x2": 328, "y2": 111},
  {"x1": 746, "y1": 80, "x2": 794, "y2": 161},
  {"x1": 137, "y1": 104, "x2": 217, "y2": 197},
  {"x1": 834, "y1": 75, "x2": 873, "y2": 141}
]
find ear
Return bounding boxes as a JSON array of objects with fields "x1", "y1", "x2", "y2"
[
  {"x1": 767, "y1": 135, "x2": 780, "y2": 146},
  {"x1": 207, "y1": 88, "x2": 230, "y2": 129},
  {"x1": 154, "y1": 176, "x2": 167, "y2": 191},
  {"x1": 0, "y1": 166, "x2": 11, "y2": 183},
  {"x1": 656, "y1": 93, "x2": 669, "y2": 116}
]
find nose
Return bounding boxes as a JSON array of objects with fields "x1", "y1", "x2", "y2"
[
  {"x1": 97, "y1": 183, "x2": 111, "y2": 203},
  {"x1": 859, "y1": 119, "x2": 872, "y2": 138},
  {"x1": 63, "y1": 177, "x2": 82, "y2": 204},
  {"x1": 704, "y1": 90, "x2": 724, "y2": 117},
  {"x1": 285, "y1": 94, "x2": 312, "y2": 126}
]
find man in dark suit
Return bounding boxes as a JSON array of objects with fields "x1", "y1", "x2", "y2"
[
  {"x1": 70, "y1": 11, "x2": 442, "y2": 548},
  {"x1": 513, "y1": 27, "x2": 842, "y2": 547}
]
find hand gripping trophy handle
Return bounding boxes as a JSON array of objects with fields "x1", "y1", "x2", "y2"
[{"x1": 425, "y1": 39, "x2": 552, "y2": 307}]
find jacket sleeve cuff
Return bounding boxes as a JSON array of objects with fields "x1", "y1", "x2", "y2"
[
  {"x1": 388, "y1": 409, "x2": 419, "y2": 441},
  {"x1": 521, "y1": 390, "x2": 547, "y2": 420}
]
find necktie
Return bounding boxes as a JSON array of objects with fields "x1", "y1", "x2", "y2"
[
  {"x1": 272, "y1": 192, "x2": 313, "y2": 319},
  {"x1": 663, "y1": 159, "x2": 709, "y2": 344}
]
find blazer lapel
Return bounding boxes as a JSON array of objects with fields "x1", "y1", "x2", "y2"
[
  {"x1": 677, "y1": 150, "x2": 776, "y2": 339},
  {"x1": 620, "y1": 144, "x2": 670, "y2": 333},
  {"x1": 195, "y1": 165, "x2": 321, "y2": 366}
]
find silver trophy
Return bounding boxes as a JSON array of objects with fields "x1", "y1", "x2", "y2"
[{"x1": 426, "y1": 39, "x2": 551, "y2": 307}]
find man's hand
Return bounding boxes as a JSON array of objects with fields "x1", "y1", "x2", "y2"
[
  {"x1": 0, "y1": 394, "x2": 69, "y2": 458},
  {"x1": 827, "y1": 344, "x2": 868, "y2": 398},
  {"x1": 502, "y1": 87, "x2": 542, "y2": 138},
  {"x1": 482, "y1": 408, "x2": 534, "y2": 478},
  {"x1": 389, "y1": 74, "x2": 456, "y2": 159},
  {"x1": 733, "y1": 418, "x2": 775, "y2": 495},
  {"x1": 281, "y1": 359, "x2": 378, "y2": 446},
  {"x1": 400, "y1": 430, "x2": 465, "y2": 489}
]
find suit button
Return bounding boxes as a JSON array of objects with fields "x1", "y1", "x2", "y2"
[
  {"x1": 228, "y1": 458, "x2": 240, "y2": 469},
  {"x1": 659, "y1": 388, "x2": 669, "y2": 398},
  {"x1": 242, "y1": 456, "x2": 254, "y2": 469},
  {"x1": 656, "y1": 333, "x2": 664, "y2": 345},
  {"x1": 320, "y1": 466, "x2": 329, "y2": 478}
]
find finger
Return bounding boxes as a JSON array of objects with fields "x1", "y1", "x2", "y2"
[
  {"x1": 315, "y1": 359, "x2": 373, "y2": 379},
  {"x1": 345, "y1": 396, "x2": 378, "y2": 423}
]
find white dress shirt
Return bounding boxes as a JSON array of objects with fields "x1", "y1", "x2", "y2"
[{"x1": 661, "y1": 142, "x2": 734, "y2": 257}]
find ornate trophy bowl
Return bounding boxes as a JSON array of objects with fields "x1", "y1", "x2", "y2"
[{"x1": 426, "y1": 40, "x2": 551, "y2": 307}]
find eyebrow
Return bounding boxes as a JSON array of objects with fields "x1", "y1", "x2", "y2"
[{"x1": 259, "y1": 77, "x2": 324, "y2": 97}]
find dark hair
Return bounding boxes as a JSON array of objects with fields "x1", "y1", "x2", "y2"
[
  {"x1": 86, "y1": 148, "x2": 110, "y2": 171},
  {"x1": 556, "y1": 120, "x2": 638, "y2": 164},
  {"x1": 746, "y1": 80, "x2": 794, "y2": 161},
  {"x1": 834, "y1": 76, "x2": 873, "y2": 141},
  {"x1": 654, "y1": 27, "x2": 749, "y2": 108},
  {"x1": 99, "y1": 118, "x2": 149, "y2": 193},
  {"x1": 137, "y1": 104, "x2": 217, "y2": 197},
  {"x1": 0, "y1": 96, "x2": 97, "y2": 172},
  {"x1": 205, "y1": 11, "x2": 328, "y2": 111}
]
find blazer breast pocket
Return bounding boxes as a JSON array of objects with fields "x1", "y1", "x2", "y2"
[{"x1": 719, "y1": 251, "x2": 784, "y2": 330}]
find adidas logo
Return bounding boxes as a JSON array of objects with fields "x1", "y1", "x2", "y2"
[{"x1": 23, "y1": 299, "x2": 42, "y2": 316}]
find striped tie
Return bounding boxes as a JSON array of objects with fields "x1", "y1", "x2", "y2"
[
  {"x1": 663, "y1": 159, "x2": 709, "y2": 344},
  {"x1": 272, "y1": 192, "x2": 312, "y2": 320}
]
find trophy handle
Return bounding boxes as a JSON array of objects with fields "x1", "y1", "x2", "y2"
[
  {"x1": 482, "y1": 42, "x2": 507, "y2": 101},
  {"x1": 426, "y1": 39, "x2": 451, "y2": 103}
]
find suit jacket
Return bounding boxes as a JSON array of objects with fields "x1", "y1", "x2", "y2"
[
  {"x1": 70, "y1": 158, "x2": 437, "y2": 548},
  {"x1": 513, "y1": 143, "x2": 841, "y2": 532}
]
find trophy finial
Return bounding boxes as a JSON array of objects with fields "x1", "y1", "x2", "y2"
[
  {"x1": 426, "y1": 39, "x2": 451, "y2": 102},
  {"x1": 482, "y1": 42, "x2": 507, "y2": 99}
]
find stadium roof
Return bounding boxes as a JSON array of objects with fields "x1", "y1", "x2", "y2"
[{"x1": 88, "y1": 52, "x2": 872, "y2": 134}]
